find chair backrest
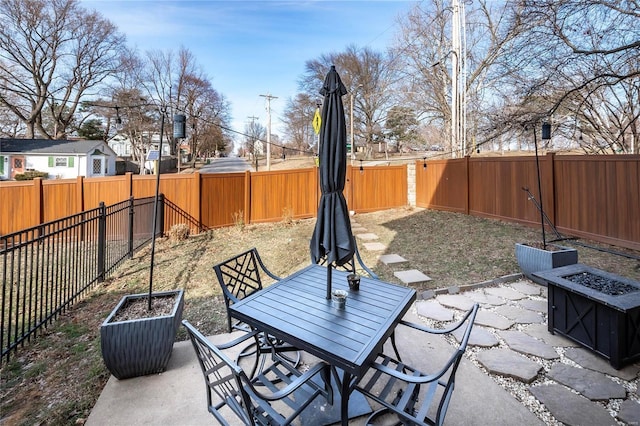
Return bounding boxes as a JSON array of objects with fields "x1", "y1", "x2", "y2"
[
  {"x1": 213, "y1": 248, "x2": 280, "y2": 332},
  {"x1": 315, "y1": 237, "x2": 378, "y2": 279},
  {"x1": 182, "y1": 319, "x2": 256, "y2": 425}
]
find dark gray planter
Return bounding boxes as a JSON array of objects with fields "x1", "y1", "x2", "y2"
[
  {"x1": 101, "y1": 289, "x2": 184, "y2": 380},
  {"x1": 515, "y1": 243, "x2": 578, "y2": 284}
]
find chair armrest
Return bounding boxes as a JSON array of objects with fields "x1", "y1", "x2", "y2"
[
  {"x1": 369, "y1": 350, "x2": 462, "y2": 385},
  {"x1": 251, "y1": 362, "x2": 330, "y2": 401},
  {"x1": 215, "y1": 329, "x2": 260, "y2": 350}
]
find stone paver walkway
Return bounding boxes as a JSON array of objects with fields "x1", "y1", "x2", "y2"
[
  {"x1": 349, "y1": 217, "x2": 639, "y2": 425},
  {"x1": 416, "y1": 280, "x2": 640, "y2": 425}
]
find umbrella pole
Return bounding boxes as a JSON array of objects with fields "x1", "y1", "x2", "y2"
[{"x1": 327, "y1": 264, "x2": 332, "y2": 299}]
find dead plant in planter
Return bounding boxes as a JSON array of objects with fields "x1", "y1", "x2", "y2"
[{"x1": 100, "y1": 110, "x2": 186, "y2": 379}]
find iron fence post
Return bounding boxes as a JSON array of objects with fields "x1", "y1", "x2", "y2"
[
  {"x1": 128, "y1": 196, "x2": 134, "y2": 258},
  {"x1": 97, "y1": 202, "x2": 106, "y2": 282}
]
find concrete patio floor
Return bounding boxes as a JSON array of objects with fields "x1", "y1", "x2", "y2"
[{"x1": 87, "y1": 307, "x2": 543, "y2": 425}]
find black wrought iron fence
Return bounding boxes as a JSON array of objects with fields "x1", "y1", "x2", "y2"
[{"x1": 1, "y1": 195, "x2": 162, "y2": 363}]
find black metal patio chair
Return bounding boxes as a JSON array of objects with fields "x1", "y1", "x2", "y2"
[
  {"x1": 354, "y1": 303, "x2": 479, "y2": 426},
  {"x1": 213, "y1": 248, "x2": 300, "y2": 372},
  {"x1": 183, "y1": 320, "x2": 333, "y2": 426}
]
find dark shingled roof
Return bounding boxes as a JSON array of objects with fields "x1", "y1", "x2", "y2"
[{"x1": 0, "y1": 138, "x2": 105, "y2": 154}]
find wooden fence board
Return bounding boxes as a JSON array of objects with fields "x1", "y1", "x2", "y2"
[
  {"x1": 200, "y1": 172, "x2": 246, "y2": 228},
  {"x1": 417, "y1": 159, "x2": 466, "y2": 213},
  {"x1": 348, "y1": 165, "x2": 407, "y2": 213},
  {"x1": 0, "y1": 181, "x2": 37, "y2": 234},
  {"x1": 42, "y1": 180, "x2": 80, "y2": 222},
  {"x1": 249, "y1": 168, "x2": 318, "y2": 223},
  {"x1": 84, "y1": 176, "x2": 130, "y2": 209}
]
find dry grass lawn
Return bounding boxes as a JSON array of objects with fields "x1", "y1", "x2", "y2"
[{"x1": 1, "y1": 207, "x2": 638, "y2": 425}]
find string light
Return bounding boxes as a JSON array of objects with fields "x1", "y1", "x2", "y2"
[
  {"x1": 423, "y1": 157, "x2": 427, "y2": 170},
  {"x1": 359, "y1": 159, "x2": 364, "y2": 174}
]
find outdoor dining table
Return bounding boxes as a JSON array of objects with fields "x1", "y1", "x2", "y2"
[{"x1": 229, "y1": 263, "x2": 417, "y2": 425}]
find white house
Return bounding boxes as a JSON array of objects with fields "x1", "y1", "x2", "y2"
[
  {"x1": 107, "y1": 134, "x2": 134, "y2": 158},
  {"x1": 107, "y1": 133, "x2": 172, "y2": 159},
  {"x1": 0, "y1": 138, "x2": 117, "y2": 180}
]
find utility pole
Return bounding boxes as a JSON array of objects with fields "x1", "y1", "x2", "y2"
[
  {"x1": 260, "y1": 93, "x2": 278, "y2": 171},
  {"x1": 451, "y1": 0, "x2": 466, "y2": 158},
  {"x1": 452, "y1": 0, "x2": 460, "y2": 158}
]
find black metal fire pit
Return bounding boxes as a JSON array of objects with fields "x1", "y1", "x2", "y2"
[{"x1": 534, "y1": 264, "x2": 640, "y2": 369}]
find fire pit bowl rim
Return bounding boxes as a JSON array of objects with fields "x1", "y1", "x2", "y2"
[{"x1": 533, "y1": 264, "x2": 640, "y2": 312}]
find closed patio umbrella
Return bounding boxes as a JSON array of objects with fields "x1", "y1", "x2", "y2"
[{"x1": 310, "y1": 65, "x2": 355, "y2": 299}]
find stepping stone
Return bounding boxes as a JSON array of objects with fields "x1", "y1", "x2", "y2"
[
  {"x1": 548, "y1": 364, "x2": 626, "y2": 400},
  {"x1": 476, "y1": 348, "x2": 541, "y2": 383},
  {"x1": 362, "y1": 242, "x2": 386, "y2": 251},
  {"x1": 618, "y1": 400, "x2": 640, "y2": 425},
  {"x1": 351, "y1": 227, "x2": 367, "y2": 233},
  {"x1": 378, "y1": 254, "x2": 408, "y2": 265},
  {"x1": 394, "y1": 270, "x2": 431, "y2": 285},
  {"x1": 521, "y1": 323, "x2": 580, "y2": 347},
  {"x1": 453, "y1": 325, "x2": 499, "y2": 348},
  {"x1": 415, "y1": 300, "x2": 453, "y2": 322},
  {"x1": 418, "y1": 290, "x2": 436, "y2": 300},
  {"x1": 494, "y1": 305, "x2": 543, "y2": 324},
  {"x1": 510, "y1": 281, "x2": 541, "y2": 296},
  {"x1": 436, "y1": 294, "x2": 476, "y2": 311},
  {"x1": 498, "y1": 330, "x2": 559, "y2": 360},
  {"x1": 465, "y1": 290, "x2": 506, "y2": 306},
  {"x1": 564, "y1": 347, "x2": 640, "y2": 381},
  {"x1": 485, "y1": 286, "x2": 527, "y2": 300},
  {"x1": 517, "y1": 299, "x2": 548, "y2": 313},
  {"x1": 474, "y1": 310, "x2": 514, "y2": 330},
  {"x1": 355, "y1": 233, "x2": 378, "y2": 241},
  {"x1": 530, "y1": 384, "x2": 617, "y2": 426}
]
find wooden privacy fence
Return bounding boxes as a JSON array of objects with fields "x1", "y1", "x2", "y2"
[
  {"x1": 0, "y1": 165, "x2": 409, "y2": 236},
  {"x1": 2, "y1": 155, "x2": 638, "y2": 250},
  {"x1": 416, "y1": 153, "x2": 640, "y2": 251}
]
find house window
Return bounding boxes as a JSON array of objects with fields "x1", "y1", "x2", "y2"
[
  {"x1": 55, "y1": 157, "x2": 68, "y2": 167},
  {"x1": 13, "y1": 158, "x2": 23, "y2": 168},
  {"x1": 92, "y1": 159, "x2": 102, "y2": 174}
]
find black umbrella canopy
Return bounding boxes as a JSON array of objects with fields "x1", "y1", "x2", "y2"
[{"x1": 310, "y1": 66, "x2": 355, "y2": 298}]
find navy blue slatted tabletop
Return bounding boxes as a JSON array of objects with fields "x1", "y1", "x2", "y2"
[{"x1": 230, "y1": 264, "x2": 416, "y2": 377}]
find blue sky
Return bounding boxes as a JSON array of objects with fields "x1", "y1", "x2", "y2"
[{"x1": 81, "y1": 0, "x2": 416, "y2": 138}]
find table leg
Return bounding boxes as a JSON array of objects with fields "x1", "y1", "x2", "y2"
[{"x1": 340, "y1": 371, "x2": 352, "y2": 426}]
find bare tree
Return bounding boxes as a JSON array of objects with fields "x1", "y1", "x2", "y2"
[
  {"x1": 302, "y1": 45, "x2": 396, "y2": 158},
  {"x1": 498, "y1": 0, "x2": 639, "y2": 153},
  {"x1": 281, "y1": 93, "x2": 317, "y2": 154},
  {"x1": 392, "y1": 0, "x2": 526, "y2": 155},
  {"x1": 0, "y1": 0, "x2": 125, "y2": 139},
  {"x1": 243, "y1": 119, "x2": 266, "y2": 170},
  {"x1": 182, "y1": 74, "x2": 232, "y2": 164}
]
